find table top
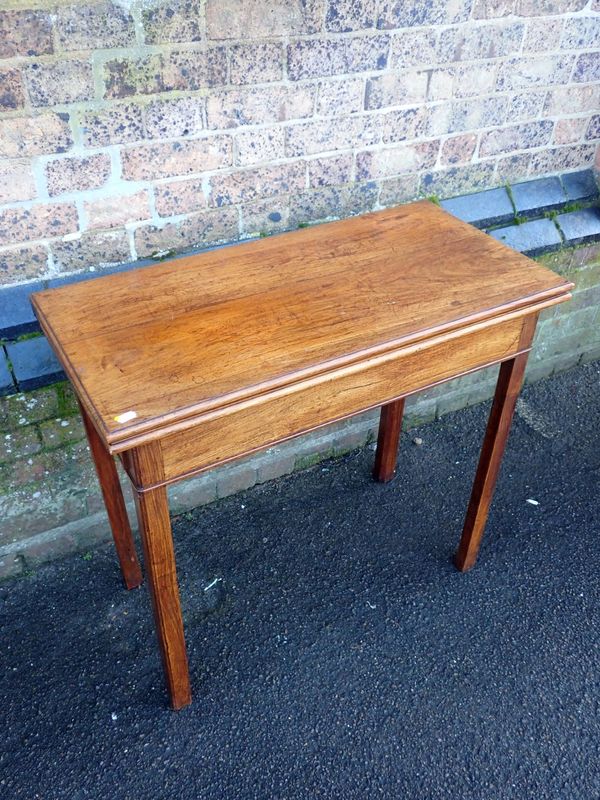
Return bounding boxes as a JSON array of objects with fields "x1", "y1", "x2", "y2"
[{"x1": 32, "y1": 201, "x2": 572, "y2": 450}]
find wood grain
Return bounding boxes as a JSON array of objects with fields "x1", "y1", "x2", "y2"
[
  {"x1": 373, "y1": 399, "x2": 405, "y2": 483},
  {"x1": 128, "y1": 442, "x2": 191, "y2": 710},
  {"x1": 31, "y1": 202, "x2": 573, "y2": 451},
  {"x1": 79, "y1": 401, "x2": 142, "y2": 589}
]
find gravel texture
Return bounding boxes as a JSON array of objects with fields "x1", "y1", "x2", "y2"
[{"x1": 1, "y1": 361, "x2": 599, "y2": 799}]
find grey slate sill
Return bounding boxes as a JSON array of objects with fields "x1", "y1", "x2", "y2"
[
  {"x1": 556, "y1": 208, "x2": 600, "y2": 247},
  {"x1": 489, "y1": 218, "x2": 563, "y2": 257}
]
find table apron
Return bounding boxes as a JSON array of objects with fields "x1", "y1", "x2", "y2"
[{"x1": 128, "y1": 313, "x2": 529, "y2": 490}]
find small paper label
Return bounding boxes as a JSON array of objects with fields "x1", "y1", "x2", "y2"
[{"x1": 114, "y1": 411, "x2": 137, "y2": 424}]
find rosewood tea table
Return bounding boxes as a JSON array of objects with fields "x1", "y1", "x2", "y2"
[{"x1": 31, "y1": 201, "x2": 573, "y2": 709}]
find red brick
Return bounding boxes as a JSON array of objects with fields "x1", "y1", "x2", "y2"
[
  {"x1": 50, "y1": 230, "x2": 131, "y2": 272},
  {"x1": 0, "y1": 68, "x2": 26, "y2": 111},
  {"x1": 528, "y1": 144, "x2": 596, "y2": 175},
  {"x1": 308, "y1": 153, "x2": 353, "y2": 187},
  {"x1": 209, "y1": 163, "x2": 306, "y2": 207},
  {"x1": 515, "y1": 0, "x2": 587, "y2": 13},
  {"x1": 144, "y1": 97, "x2": 205, "y2": 139},
  {"x1": 285, "y1": 116, "x2": 380, "y2": 157},
  {"x1": 121, "y1": 136, "x2": 233, "y2": 180},
  {"x1": 325, "y1": 0, "x2": 378, "y2": 32},
  {"x1": 317, "y1": 78, "x2": 364, "y2": 115},
  {"x1": 377, "y1": 0, "x2": 471, "y2": 28},
  {"x1": 494, "y1": 152, "x2": 531, "y2": 183},
  {"x1": 0, "y1": 204, "x2": 78, "y2": 246},
  {"x1": 509, "y1": 90, "x2": 546, "y2": 122},
  {"x1": 554, "y1": 118, "x2": 588, "y2": 145},
  {"x1": 104, "y1": 48, "x2": 227, "y2": 99},
  {"x1": 289, "y1": 181, "x2": 378, "y2": 226},
  {"x1": 437, "y1": 22, "x2": 524, "y2": 62},
  {"x1": 0, "y1": 114, "x2": 72, "y2": 158},
  {"x1": 0, "y1": 160, "x2": 36, "y2": 204},
  {"x1": 80, "y1": 103, "x2": 144, "y2": 147},
  {"x1": 496, "y1": 55, "x2": 574, "y2": 91},
  {"x1": 472, "y1": 0, "x2": 515, "y2": 17},
  {"x1": 45, "y1": 153, "x2": 111, "y2": 196},
  {"x1": 365, "y1": 71, "x2": 428, "y2": 109},
  {"x1": 134, "y1": 208, "x2": 239, "y2": 257},
  {"x1": 479, "y1": 121, "x2": 554, "y2": 156},
  {"x1": 287, "y1": 34, "x2": 389, "y2": 81},
  {"x1": 440, "y1": 134, "x2": 477, "y2": 166},
  {"x1": 206, "y1": 86, "x2": 315, "y2": 129},
  {"x1": 356, "y1": 140, "x2": 439, "y2": 179},
  {"x1": 25, "y1": 60, "x2": 94, "y2": 107},
  {"x1": 235, "y1": 127, "x2": 285, "y2": 167},
  {"x1": 230, "y1": 43, "x2": 284, "y2": 85},
  {"x1": 241, "y1": 197, "x2": 291, "y2": 236},
  {"x1": 390, "y1": 29, "x2": 437, "y2": 69},
  {"x1": 0, "y1": 244, "x2": 49, "y2": 284},
  {"x1": 382, "y1": 107, "x2": 428, "y2": 144},
  {"x1": 85, "y1": 191, "x2": 151, "y2": 230},
  {"x1": 142, "y1": 0, "x2": 202, "y2": 44},
  {"x1": 378, "y1": 173, "x2": 420, "y2": 206},
  {"x1": 206, "y1": 0, "x2": 324, "y2": 39},
  {"x1": 154, "y1": 178, "x2": 208, "y2": 217},
  {"x1": 55, "y1": 1, "x2": 135, "y2": 51},
  {"x1": 0, "y1": 10, "x2": 53, "y2": 59},
  {"x1": 523, "y1": 18, "x2": 563, "y2": 52},
  {"x1": 544, "y1": 86, "x2": 600, "y2": 115}
]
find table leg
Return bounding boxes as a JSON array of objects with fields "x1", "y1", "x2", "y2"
[
  {"x1": 79, "y1": 402, "x2": 142, "y2": 590},
  {"x1": 129, "y1": 442, "x2": 191, "y2": 710},
  {"x1": 373, "y1": 398, "x2": 405, "y2": 482},
  {"x1": 454, "y1": 351, "x2": 529, "y2": 572}
]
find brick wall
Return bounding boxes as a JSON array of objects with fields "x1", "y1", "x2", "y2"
[{"x1": 0, "y1": 0, "x2": 599, "y2": 286}]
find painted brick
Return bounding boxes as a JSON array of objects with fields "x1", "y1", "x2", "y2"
[
  {"x1": 317, "y1": 78, "x2": 364, "y2": 116},
  {"x1": 104, "y1": 48, "x2": 227, "y2": 99},
  {"x1": 441, "y1": 187, "x2": 513, "y2": 228},
  {"x1": 154, "y1": 178, "x2": 208, "y2": 217},
  {"x1": 515, "y1": 0, "x2": 587, "y2": 13},
  {"x1": 0, "y1": 281, "x2": 41, "y2": 338},
  {"x1": 209, "y1": 163, "x2": 306, "y2": 207},
  {"x1": 511, "y1": 176, "x2": 567, "y2": 217},
  {"x1": 365, "y1": 72, "x2": 428, "y2": 109},
  {"x1": 235, "y1": 127, "x2": 285, "y2": 167},
  {"x1": 0, "y1": 114, "x2": 72, "y2": 158},
  {"x1": 381, "y1": 107, "x2": 428, "y2": 144},
  {"x1": 0, "y1": 160, "x2": 36, "y2": 204},
  {"x1": 390, "y1": 30, "x2": 437, "y2": 69},
  {"x1": 134, "y1": 207, "x2": 239, "y2": 257},
  {"x1": 325, "y1": 0, "x2": 379, "y2": 32},
  {"x1": 378, "y1": 173, "x2": 420, "y2": 206},
  {"x1": 0, "y1": 204, "x2": 78, "y2": 247},
  {"x1": 121, "y1": 136, "x2": 233, "y2": 180},
  {"x1": 50, "y1": 231, "x2": 131, "y2": 272},
  {"x1": 206, "y1": 86, "x2": 315, "y2": 129},
  {"x1": 562, "y1": 170, "x2": 599, "y2": 203},
  {"x1": 585, "y1": 115, "x2": 600, "y2": 141},
  {"x1": 545, "y1": 86, "x2": 600, "y2": 116},
  {"x1": 286, "y1": 116, "x2": 380, "y2": 157},
  {"x1": 479, "y1": 121, "x2": 554, "y2": 157},
  {"x1": 25, "y1": 60, "x2": 94, "y2": 107},
  {"x1": 490, "y1": 218, "x2": 562, "y2": 256},
  {"x1": 84, "y1": 191, "x2": 151, "y2": 230},
  {"x1": 472, "y1": 0, "x2": 515, "y2": 17},
  {"x1": 308, "y1": 153, "x2": 353, "y2": 187},
  {"x1": 437, "y1": 22, "x2": 524, "y2": 62},
  {"x1": 287, "y1": 35, "x2": 389, "y2": 81},
  {"x1": 241, "y1": 197, "x2": 291, "y2": 236},
  {"x1": 553, "y1": 118, "x2": 588, "y2": 145},
  {"x1": 356, "y1": 140, "x2": 439, "y2": 180},
  {"x1": 206, "y1": 0, "x2": 323, "y2": 39},
  {"x1": 573, "y1": 53, "x2": 600, "y2": 84},
  {"x1": 440, "y1": 134, "x2": 477, "y2": 166},
  {"x1": 0, "y1": 10, "x2": 53, "y2": 59},
  {"x1": 377, "y1": 0, "x2": 472, "y2": 28},
  {"x1": 142, "y1": 0, "x2": 202, "y2": 44},
  {"x1": 0, "y1": 354, "x2": 13, "y2": 397},
  {"x1": 230, "y1": 43, "x2": 284, "y2": 85},
  {"x1": 557, "y1": 209, "x2": 600, "y2": 246},
  {"x1": 0, "y1": 245, "x2": 48, "y2": 284},
  {"x1": 496, "y1": 56, "x2": 574, "y2": 91},
  {"x1": 523, "y1": 18, "x2": 563, "y2": 52},
  {"x1": 55, "y1": 2, "x2": 135, "y2": 51},
  {"x1": 45, "y1": 153, "x2": 111, "y2": 196},
  {"x1": 289, "y1": 181, "x2": 378, "y2": 226},
  {"x1": 420, "y1": 163, "x2": 496, "y2": 198},
  {"x1": 0, "y1": 68, "x2": 26, "y2": 111},
  {"x1": 7, "y1": 338, "x2": 64, "y2": 392},
  {"x1": 80, "y1": 103, "x2": 144, "y2": 147},
  {"x1": 144, "y1": 97, "x2": 205, "y2": 139}
]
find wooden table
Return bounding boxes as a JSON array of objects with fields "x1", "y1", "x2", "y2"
[{"x1": 32, "y1": 201, "x2": 572, "y2": 710}]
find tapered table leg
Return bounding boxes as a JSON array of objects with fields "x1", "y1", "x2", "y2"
[
  {"x1": 79, "y1": 402, "x2": 142, "y2": 590},
  {"x1": 130, "y1": 443, "x2": 191, "y2": 710},
  {"x1": 454, "y1": 352, "x2": 529, "y2": 572},
  {"x1": 373, "y1": 398, "x2": 405, "y2": 482}
]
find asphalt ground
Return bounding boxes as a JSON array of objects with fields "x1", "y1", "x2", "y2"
[{"x1": 1, "y1": 361, "x2": 599, "y2": 800}]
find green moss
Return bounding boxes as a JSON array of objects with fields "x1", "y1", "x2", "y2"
[
  {"x1": 297, "y1": 222, "x2": 309, "y2": 229},
  {"x1": 294, "y1": 449, "x2": 335, "y2": 471},
  {"x1": 426, "y1": 195, "x2": 441, "y2": 206},
  {"x1": 56, "y1": 382, "x2": 79, "y2": 418}
]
